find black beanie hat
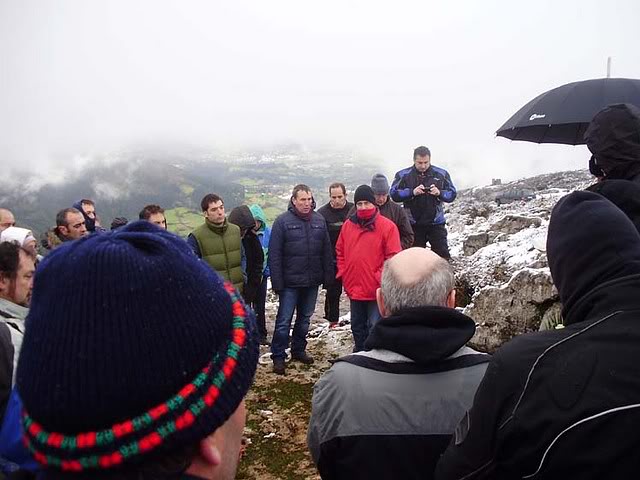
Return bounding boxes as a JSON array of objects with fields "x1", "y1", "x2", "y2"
[
  {"x1": 547, "y1": 191, "x2": 640, "y2": 324},
  {"x1": 354, "y1": 185, "x2": 376, "y2": 205},
  {"x1": 17, "y1": 220, "x2": 259, "y2": 472}
]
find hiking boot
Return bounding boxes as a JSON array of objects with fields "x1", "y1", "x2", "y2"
[
  {"x1": 329, "y1": 322, "x2": 338, "y2": 329},
  {"x1": 272, "y1": 358, "x2": 286, "y2": 375},
  {"x1": 291, "y1": 352, "x2": 314, "y2": 365}
]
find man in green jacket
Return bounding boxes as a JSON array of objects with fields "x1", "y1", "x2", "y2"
[{"x1": 188, "y1": 194, "x2": 244, "y2": 293}]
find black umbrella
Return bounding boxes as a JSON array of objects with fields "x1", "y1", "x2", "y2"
[{"x1": 496, "y1": 77, "x2": 640, "y2": 145}]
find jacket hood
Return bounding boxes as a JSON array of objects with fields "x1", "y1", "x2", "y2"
[
  {"x1": 228, "y1": 205, "x2": 255, "y2": 232},
  {"x1": 249, "y1": 204, "x2": 267, "y2": 233},
  {"x1": 364, "y1": 306, "x2": 476, "y2": 364},
  {"x1": 585, "y1": 103, "x2": 640, "y2": 181},
  {"x1": 547, "y1": 191, "x2": 640, "y2": 324},
  {"x1": 72, "y1": 200, "x2": 96, "y2": 232},
  {"x1": 1, "y1": 226, "x2": 34, "y2": 247}
]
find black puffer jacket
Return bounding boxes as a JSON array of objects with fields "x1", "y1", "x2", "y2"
[
  {"x1": 268, "y1": 202, "x2": 333, "y2": 292},
  {"x1": 436, "y1": 191, "x2": 640, "y2": 480}
]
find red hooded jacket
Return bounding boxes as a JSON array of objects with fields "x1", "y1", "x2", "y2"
[{"x1": 336, "y1": 212, "x2": 401, "y2": 301}]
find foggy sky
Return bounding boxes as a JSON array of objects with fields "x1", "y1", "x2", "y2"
[{"x1": 1, "y1": 0, "x2": 639, "y2": 188}]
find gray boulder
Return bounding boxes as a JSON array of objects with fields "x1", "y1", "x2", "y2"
[
  {"x1": 465, "y1": 268, "x2": 558, "y2": 352},
  {"x1": 490, "y1": 215, "x2": 542, "y2": 235},
  {"x1": 463, "y1": 233, "x2": 490, "y2": 256}
]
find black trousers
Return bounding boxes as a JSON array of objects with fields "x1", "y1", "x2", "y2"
[
  {"x1": 412, "y1": 224, "x2": 450, "y2": 259},
  {"x1": 324, "y1": 278, "x2": 343, "y2": 323}
]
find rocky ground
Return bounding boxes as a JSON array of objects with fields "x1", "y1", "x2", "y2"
[
  {"x1": 237, "y1": 168, "x2": 595, "y2": 478},
  {"x1": 237, "y1": 290, "x2": 353, "y2": 480}
]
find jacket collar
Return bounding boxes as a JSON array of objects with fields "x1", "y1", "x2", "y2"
[
  {"x1": 0, "y1": 297, "x2": 28, "y2": 320},
  {"x1": 364, "y1": 306, "x2": 476, "y2": 364},
  {"x1": 205, "y1": 218, "x2": 228, "y2": 234}
]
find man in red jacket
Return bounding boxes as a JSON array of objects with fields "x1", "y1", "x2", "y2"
[{"x1": 336, "y1": 185, "x2": 401, "y2": 352}]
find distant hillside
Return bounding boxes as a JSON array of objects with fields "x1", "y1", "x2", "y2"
[
  {"x1": 1, "y1": 158, "x2": 243, "y2": 238},
  {"x1": 1, "y1": 147, "x2": 382, "y2": 238}
]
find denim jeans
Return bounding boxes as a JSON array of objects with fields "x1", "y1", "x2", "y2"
[
  {"x1": 350, "y1": 300, "x2": 382, "y2": 352},
  {"x1": 271, "y1": 286, "x2": 319, "y2": 360},
  {"x1": 251, "y1": 276, "x2": 269, "y2": 339}
]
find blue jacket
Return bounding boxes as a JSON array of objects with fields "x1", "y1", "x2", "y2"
[
  {"x1": 390, "y1": 165, "x2": 456, "y2": 226},
  {"x1": 257, "y1": 227, "x2": 271, "y2": 277},
  {"x1": 268, "y1": 204, "x2": 333, "y2": 291}
]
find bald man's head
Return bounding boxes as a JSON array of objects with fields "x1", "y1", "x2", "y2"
[
  {"x1": 0, "y1": 209, "x2": 16, "y2": 233},
  {"x1": 379, "y1": 248, "x2": 455, "y2": 316}
]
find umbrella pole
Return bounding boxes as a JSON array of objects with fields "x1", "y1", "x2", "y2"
[{"x1": 607, "y1": 57, "x2": 611, "y2": 78}]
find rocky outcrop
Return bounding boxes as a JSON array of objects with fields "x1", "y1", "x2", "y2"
[
  {"x1": 463, "y1": 233, "x2": 490, "y2": 256},
  {"x1": 465, "y1": 268, "x2": 559, "y2": 352},
  {"x1": 490, "y1": 215, "x2": 542, "y2": 235}
]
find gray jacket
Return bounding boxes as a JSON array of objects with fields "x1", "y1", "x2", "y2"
[{"x1": 307, "y1": 306, "x2": 489, "y2": 480}]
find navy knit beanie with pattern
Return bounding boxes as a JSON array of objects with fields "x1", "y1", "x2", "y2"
[{"x1": 16, "y1": 220, "x2": 259, "y2": 473}]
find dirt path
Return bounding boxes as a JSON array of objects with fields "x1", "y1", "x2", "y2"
[{"x1": 238, "y1": 290, "x2": 353, "y2": 480}]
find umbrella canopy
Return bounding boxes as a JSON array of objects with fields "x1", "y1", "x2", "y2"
[{"x1": 496, "y1": 77, "x2": 640, "y2": 145}]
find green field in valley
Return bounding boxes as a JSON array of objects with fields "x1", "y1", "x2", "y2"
[{"x1": 165, "y1": 207, "x2": 203, "y2": 237}]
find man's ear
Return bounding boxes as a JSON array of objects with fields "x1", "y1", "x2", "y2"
[
  {"x1": 199, "y1": 436, "x2": 222, "y2": 467},
  {"x1": 376, "y1": 288, "x2": 388, "y2": 317},
  {"x1": 446, "y1": 289, "x2": 456, "y2": 309}
]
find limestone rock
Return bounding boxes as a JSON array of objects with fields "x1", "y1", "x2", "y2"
[
  {"x1": 465, "y1": 268, "x2": 558, "y2": 352},
  {"x1": 490, "y1": 215, "x2": 542, "y2": 235},
  {"x1": 463, "y1": 232, "x2": 490, "y2": 256}
]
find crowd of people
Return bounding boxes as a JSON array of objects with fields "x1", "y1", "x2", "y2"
[{"x1": 0, "y1": 103, "x2": 639, "y2": 480}]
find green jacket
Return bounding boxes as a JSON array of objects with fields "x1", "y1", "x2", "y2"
[{"x1": 191, "y1": 219, "x2": 244, "y2": 292}]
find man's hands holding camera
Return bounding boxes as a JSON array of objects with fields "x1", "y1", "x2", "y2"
[{"x1": 413, "y1": 184, "x2": 440, "y2": 197}]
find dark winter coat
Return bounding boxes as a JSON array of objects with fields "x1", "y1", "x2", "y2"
[
  {"x1": 308, "y1": 306, "x2": 490, "y2": 480},
  {"x1": 436, "y1": 191, "x2": 640, "y2": 480},
  {"x1": 268, "y1": 202, "x2": 333, "y2": 292},
  {"x1": 390, "y1": 165, "x2": 456, "y2": 226},
  {"x1": 317, "y1": 202, "x2": 354, "y2": 249},
  {"x1": 228, "y1": 206, "x2": 264, "y2": 304},
  {"x1": 336, "y1": 213, "x2": 401, "y2": 300}
]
